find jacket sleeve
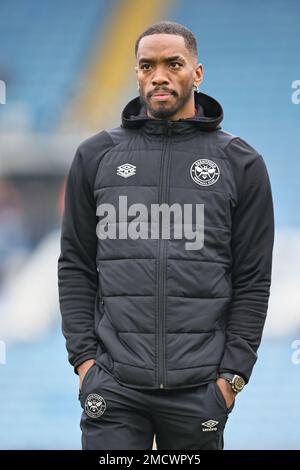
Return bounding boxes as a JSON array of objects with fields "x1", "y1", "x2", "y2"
[
  {"x1": 58, "y1": 132, "x2": 113, "y2": 374},
  {"x1": 219, "y1": 138, "x2": 275, "y2": 383}
]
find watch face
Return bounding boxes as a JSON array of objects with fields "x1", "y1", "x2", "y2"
[{"x1": 233, "y1": 375, "x2": 245, "y2": 392}]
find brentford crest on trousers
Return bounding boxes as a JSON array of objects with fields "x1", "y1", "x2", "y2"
[{"x1": 84, "y1": 393, "x2": 106, "y2": 418}]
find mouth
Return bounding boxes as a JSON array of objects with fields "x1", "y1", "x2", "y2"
[{"x1": 150, "y1": 91, "x2": 174, "y2": 101}]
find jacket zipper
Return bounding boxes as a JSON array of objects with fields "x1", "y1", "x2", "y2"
[{"x1": 157, "y1": 122, "x2": 173, "y2": 389}]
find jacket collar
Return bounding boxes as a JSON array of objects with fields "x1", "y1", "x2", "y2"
[{"x1": 121, "y1": 91, "x2": 223, "y2": 135}]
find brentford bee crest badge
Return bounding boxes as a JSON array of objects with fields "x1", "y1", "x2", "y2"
[
  {"x1": 84, "y1": 393, "x2": 106, "y2": 418},
  {"x1": 190, "y1": 158, "x2": 220, "y2": 186}
]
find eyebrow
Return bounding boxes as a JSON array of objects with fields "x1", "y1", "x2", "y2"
[{"x1": 138, "y1": 55, "x2": 186, "y2": 65}]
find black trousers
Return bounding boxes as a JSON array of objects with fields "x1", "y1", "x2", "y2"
[{"x1": 79, "y1": 363, "x2": 234, "y2": 450}]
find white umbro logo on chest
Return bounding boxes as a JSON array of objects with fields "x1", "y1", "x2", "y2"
[{"x1": 116, "y1": 163, "x2": 136, "y2": 178}]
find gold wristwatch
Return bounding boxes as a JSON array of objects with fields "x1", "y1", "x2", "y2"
[{"x1": 219, "y1": 373, "x2": 246, "y2": 393}]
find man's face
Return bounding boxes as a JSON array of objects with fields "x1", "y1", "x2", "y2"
[{"x1": 135, "y1": 33, "x2": 202, "y2": 120}]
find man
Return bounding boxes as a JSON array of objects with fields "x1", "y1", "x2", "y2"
[{"x1": 58, "y1": 21, "x2": 274, "y2": 450}]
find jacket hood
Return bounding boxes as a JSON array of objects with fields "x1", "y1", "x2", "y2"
[{"x1": 121, "y1": 90, "x2": 223, "y2": 134}]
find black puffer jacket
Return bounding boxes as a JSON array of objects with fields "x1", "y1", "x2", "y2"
[{"x1": 58, "y1": 91, "x2": 274, "y2": 390}]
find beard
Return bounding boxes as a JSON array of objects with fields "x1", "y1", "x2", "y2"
[{"x1": 139, "y1": 82, "x2": 194, "y2": 120}]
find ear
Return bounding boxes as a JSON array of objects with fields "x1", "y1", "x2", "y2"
[{"x1": 194, "y1": 63, "x2": 203, "y2": 87}]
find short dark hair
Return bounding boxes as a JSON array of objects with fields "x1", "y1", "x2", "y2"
[{"x1": 135, "y1": 20, "x2": 198, "y2": 58}]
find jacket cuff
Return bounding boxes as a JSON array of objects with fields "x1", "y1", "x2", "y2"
[
  {"x1": 73, "y1": 354, "x2": 97, "y2": 375},
  {"x1": 218, "y1": 338, "x2": 259, "y2": 384}
]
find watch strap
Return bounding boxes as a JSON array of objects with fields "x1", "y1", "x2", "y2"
[{"x1": 219, "y1": 373, "x2": 235, "y2": 381}]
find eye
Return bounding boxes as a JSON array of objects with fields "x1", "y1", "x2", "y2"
[
  {"x1": 169, "y1": 62, "x2": 181, "y2": 69},
  {"x1": 140, "y1": 63, "x2": 151, "y2": 70}
]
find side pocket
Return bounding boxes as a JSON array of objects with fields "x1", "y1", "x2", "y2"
[
  {"x1": 97, "y1": 264, "x2": 105, "y2": 311},
  {"x1": 79, "y1": 363, "x2": 97, "y2": 396},
  {"x1": 95, "y1": 264, "x2": 106, "y2": 348},
  {"x1": 213, "y1": 381, "x2": 235, "y2": 414}
]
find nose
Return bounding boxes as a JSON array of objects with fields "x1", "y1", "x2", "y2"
[{"x1": 151, "y1": 65, "x2": 169, "y2": 87}]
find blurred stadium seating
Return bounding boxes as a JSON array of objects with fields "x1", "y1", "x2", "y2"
[
  {"x1": 0, "y1": 0, "x2": 299, "y2": 449},
  {"x1": 0, "y1": 0, "x2": 116, "y2": 132}
]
